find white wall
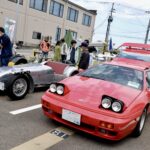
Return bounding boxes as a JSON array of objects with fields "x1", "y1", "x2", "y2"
[{"x1": 0, "y1": 0, "x2": 96, "y2": 46}]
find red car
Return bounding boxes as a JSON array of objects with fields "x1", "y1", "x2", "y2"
[
  {"x1": 118, "y1": 43, "x2": 150, "y2": 62},
  {"x1": 42, "y1": 53, "x2": 150, "y2": 141}
]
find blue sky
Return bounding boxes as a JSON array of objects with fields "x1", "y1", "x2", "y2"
[{"x1": 70, "y1": 0, "x2": 150, "y2": 47}]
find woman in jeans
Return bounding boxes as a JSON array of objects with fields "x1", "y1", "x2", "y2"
[{"x1": 40, "y1": 38, "x2": 50, "y2": 61}]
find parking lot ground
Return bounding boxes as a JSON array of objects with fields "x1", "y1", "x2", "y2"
[{"x1": 0, "y1": 89, "x2": 150, "y2": 150}]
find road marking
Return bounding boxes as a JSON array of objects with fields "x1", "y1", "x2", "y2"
[
  {"x1": 10, "y1": 127, "x2": 74, "y2": 150},
  {"x1": 9, "y1": 104, "x2": 42, "y2": 115}
]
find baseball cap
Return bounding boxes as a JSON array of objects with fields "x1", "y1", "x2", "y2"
[{"x1": 79, "y1": 42, "x2": 88, "y2": 48}]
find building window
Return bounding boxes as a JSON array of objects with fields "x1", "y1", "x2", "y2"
[
  {"x1": 65, "y1": 30, "x2": 77, "y2": 39},
  {"x1": 50, "y1": 0, "x2": 64, "y2": 18},
  {"x1": 8, "y1": 0, "x2": 23, "y2": 5},
  {"x1": 32, "y1": 32, "x2": 41, "y2": 40},
  {"x1": 82, "y1": 14, "x2": 92, "y2": 26},
  {"x1": 30, "y1": 0, "x2": 48, "y2": 12},
  {"x1": 67, "y1": 7, "x2": 78, "y2": 22},
  {"x1": 55, "y1": 27, "x2": 61, "y2": 42}
]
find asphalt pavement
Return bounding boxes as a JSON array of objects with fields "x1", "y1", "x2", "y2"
[
  {"x1": 0, "y1": 49, "x2": 150, "y2": 150},
  {"x1": 0, "y1": 88, "x2": 150, "y2": 150}
]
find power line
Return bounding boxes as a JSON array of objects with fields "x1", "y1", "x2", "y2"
[
  {"x1": 94, "y1": 17, "x2": 108, "y2": 31},
  {"x1": 95, "y1": 32, "x2": 144, "y2": 40}
]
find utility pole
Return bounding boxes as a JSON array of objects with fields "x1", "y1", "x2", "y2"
[
  {"x1": 103, "y1": 3, "x2": 115, "y2": 52},
  {"x1": 144, "y1": 19, "x2": 150, "y2": 44}
]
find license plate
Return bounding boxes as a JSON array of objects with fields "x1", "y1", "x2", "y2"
[
  {"x1": 62, "y1": 109, "x2": 81, "y2": 125},
  {"x1": 0, "y1": 82, "x2": 4, "y2": 91}
]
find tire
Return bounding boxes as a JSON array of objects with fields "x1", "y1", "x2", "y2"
[
  {"x1": 132, "y1": 108, "x2": 147, "y2": 137},
  {"x1": 8, "y1": 76, "x2": 29, "y2": 100}
]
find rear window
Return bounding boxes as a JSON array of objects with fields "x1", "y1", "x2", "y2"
[{"x1": 118, "y1": 51, "x2": 150, "y2": 62}]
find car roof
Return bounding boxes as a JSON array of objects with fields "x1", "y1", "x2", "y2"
[
  {"x1": 121, "y1": 43, "x2": 150, "y2": 50},
  {"x1": 120, "y1": 43, "x2": 150, "y2": 54},
  {"x1": 107, "y1": 58, "x2": 150, "y2": 71}
]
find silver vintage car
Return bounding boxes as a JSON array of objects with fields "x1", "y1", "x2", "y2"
[{"x1": 0, "y1": 61, "x2": 78, "y2": 100}]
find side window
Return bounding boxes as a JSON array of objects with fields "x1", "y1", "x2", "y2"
[{"x1": 146, "y1": 72, "x2": 150, "y2": 88}]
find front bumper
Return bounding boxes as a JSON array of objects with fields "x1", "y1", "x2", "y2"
[{"x1": 42, "y1": 94, "x2": 138, "y2": 141}]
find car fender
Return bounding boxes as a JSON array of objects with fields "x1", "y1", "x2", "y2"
[
  {"x1": 4, "y1": 72, "x2": 34, "y2": 93},
  {"x1": 63, "y1": 66, "x2": 79, "y2": 77},
  {"x1": 9, "y1": 55, "x2": 28, "y2": 65}
]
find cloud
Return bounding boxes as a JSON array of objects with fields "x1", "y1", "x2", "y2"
[
  {"x1": 70, "y1": 0, "x2": 150, "y2": 11},
  {"x1": 70, "y1": 0, "x2": 150, "y2": 44}
]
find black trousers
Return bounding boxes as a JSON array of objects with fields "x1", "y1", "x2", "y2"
[{"x1": 61, "y1": 54, "x2": 67, "y2": 63}]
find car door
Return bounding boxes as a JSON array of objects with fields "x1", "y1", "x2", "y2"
[
  {"x1": 146, "y1": 71, "x2": 150, "y2": 113},
  {"x1": 38, "y1": 68, "x2": 55, "y2": 85}
]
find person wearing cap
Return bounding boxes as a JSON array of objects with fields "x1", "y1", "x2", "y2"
[
  {"x1": 0, "y1": 27, "x2": 12, "y2": 66},
  {"x1": 84, "y1": 39, "x2": 89, "y2": 46},
  {"x1": 78, "y1": 42, "x2": 90, "y2": 71}
]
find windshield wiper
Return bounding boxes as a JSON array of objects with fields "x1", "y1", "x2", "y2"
[
  {"x1": 81, "y1": 74, "x2": 107, "y2": 80},
  {"x1": 80, "y1": 75, "x2": 93, "y2": 78}
]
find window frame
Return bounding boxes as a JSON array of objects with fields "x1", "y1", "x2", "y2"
[
  {"x1": 146, "y1": 71, "x2": 150, "y2": 88},
  {"x1": 55, "y1": 27, "x2": 61, "y2": 42},
  {"x1": 65, "y1": 30, "x2": 77, "y2": 39},
  {"x1": 82, "y1": 14, "x2": 92, "y2": 26},
  {"x1": 8, "y1": 0, "x2": 23, "y2": 5},
  {"x1": 29, "y1": 0, "x2": 48, "y2": 13},
  {"x1": 32, "y1": 31, "x2": 42, "y2": 40},
  {"x1": 49, "y1": 0, "x2": 64, "y2": 18},
  {"x1": 67, "y1": 7, "x2": 79, "y2": 23}
]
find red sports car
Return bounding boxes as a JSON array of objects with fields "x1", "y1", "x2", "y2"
[
  {"x1": 42, "y1": 58, "x2": 150, "y2": 141},
  {"x1": 118, "y1": 43, "x2": 150, "y2": 62}
]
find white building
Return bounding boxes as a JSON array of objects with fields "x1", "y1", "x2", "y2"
[{"x1": 0, "y1": 0, "x2": 97, "y2": 46}]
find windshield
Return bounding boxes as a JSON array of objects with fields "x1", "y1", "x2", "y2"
[
  {"x1": 119, "y1": 51, "x2": 150, "y2": 62},
  {"x1": 80, "y1": 64, "x2": 143, "y2": 90}
]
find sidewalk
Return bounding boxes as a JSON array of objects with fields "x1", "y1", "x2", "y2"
[{"x1": 16, "y1": 48, "x2": 54, "y2": 59}]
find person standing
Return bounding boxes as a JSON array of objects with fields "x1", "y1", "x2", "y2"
[
  {"x1": 54, "y1": 41, "x2": 61, "y2": 62},
  {"x1": 84, "y1": 39, "x2": 89, "y2": 46},
  {"x1": 40, "y1": 38, "x2": 50, "y2": 61},
  {"x1": 61, "y1": 38, "x2": 68, "y2": 63},
  {"x1": 69, "y1": 40, "x2": 77, "y2": 64},
  {"x1": 78, "y1": 42, "x2": 90, "y2": 71},
  {"x1": 0, "y1": 27, "x2": 13, "y2": 66}
]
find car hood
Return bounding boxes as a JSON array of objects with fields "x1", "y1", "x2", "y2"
[{"x1": 61, "y1": 76, "x2": 142, "y2": 110}]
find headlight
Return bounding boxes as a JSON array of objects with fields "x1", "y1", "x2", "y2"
[
  {"x1": 56, "y1": 85, "x2": 64, "y2": 95},
  {"x1": 49, "y1": 84, "x2": 57, "y2": 93},
  {"x1": 112, "y1": 101, "x2": 122, "y2": 113},
  {"x1": 102, "y1": 98, "x2": 112, "y2": 109}
]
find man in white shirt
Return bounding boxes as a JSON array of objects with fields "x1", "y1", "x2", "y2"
[{"x1": 61, "y1": 38, "x2": 68, "y2": 63}]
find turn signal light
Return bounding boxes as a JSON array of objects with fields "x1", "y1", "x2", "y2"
[
  {"x1": 100, "y1": 121, "x2": 114, "y2": 129},
  {"x1": 107, "y1": 123, "x2": 114, "y2": 129}
]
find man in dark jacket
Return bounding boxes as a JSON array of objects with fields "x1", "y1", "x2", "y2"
[
  {"x1": 0, "y1": 27, "x2": 12, "y2": 66},
  {"x1": 78, "y1": 42, "x2": 90, "y2": 71},
  {"x1": 70, "y1": 40, "x2": 77, "y2": 64}
]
